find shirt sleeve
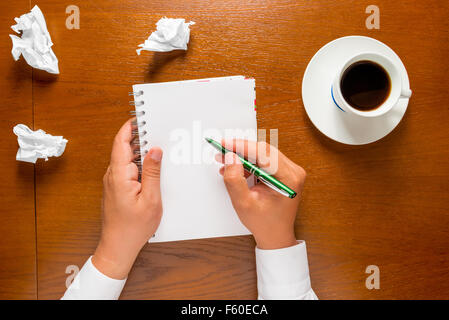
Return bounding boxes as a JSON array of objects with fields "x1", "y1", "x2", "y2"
[
  {"x1": 61, "y1": 256, "x2": 127, "y2": 300},
  {"x1": 255, "y1": 241, "x2": 318, "y2": 300}
]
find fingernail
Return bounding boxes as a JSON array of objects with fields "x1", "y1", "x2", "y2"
[{"x1": 149, "y1": 148, "x2": 162, "y2": 162}]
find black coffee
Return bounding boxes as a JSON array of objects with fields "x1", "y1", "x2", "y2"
[{"x1": 340, "y1": 60, "x2": 391, "y2": 111}]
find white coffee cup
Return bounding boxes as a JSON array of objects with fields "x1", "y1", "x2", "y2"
[{"x1": 331, "y1": 52, "x2": 412, "y2": 117}]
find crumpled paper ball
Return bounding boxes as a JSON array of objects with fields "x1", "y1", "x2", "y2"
[
  {"x1": 9, "y1": 5, "x2": 59, "y2": 74},
  {"x1": 137, "y1": 17, "x2": 195, "y2": 54},
  {"x1": 13, "y1": 124, "x2": 68, "y2": 163}
]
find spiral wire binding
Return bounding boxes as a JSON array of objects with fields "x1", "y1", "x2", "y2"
[{"x1": 129, "y1": 91, "x2": 148, "y2": 180}]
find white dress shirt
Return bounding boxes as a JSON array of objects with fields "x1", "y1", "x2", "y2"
[{"x1": 62, "y1": 241, "x2": 317, "y2": 300}]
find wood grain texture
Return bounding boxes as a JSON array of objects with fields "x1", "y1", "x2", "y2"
[
  {"x1": 0, "y1": 1, "x2": 37, "y2": 299},
  {"x1": 26, "y1": 0, "x2": 449, "y2": 299}
]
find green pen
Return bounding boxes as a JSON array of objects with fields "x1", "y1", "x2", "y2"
[{"x1": 205, "y1": 138, "x2": 297, "y2": 199}]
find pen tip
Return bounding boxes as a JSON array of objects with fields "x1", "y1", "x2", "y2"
[{"x1": 205, "y1": 137, "x2": 212, "y2": 143}]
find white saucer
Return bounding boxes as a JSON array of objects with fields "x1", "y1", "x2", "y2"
[{"x1": 302, "y1": 36, "x2": 411, "y2": 145}]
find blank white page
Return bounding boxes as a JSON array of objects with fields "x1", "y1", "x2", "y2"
[{"x1": 133, "y1": 76, "x2": 257, "y2": 242}]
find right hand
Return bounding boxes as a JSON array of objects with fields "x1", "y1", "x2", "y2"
[{"x1": 216, "y1": 139, "x2": 306, "y2": 250}]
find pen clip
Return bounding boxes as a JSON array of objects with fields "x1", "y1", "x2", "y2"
[{"x1": 257, "y1": 175, "x2": 290, "y2": 198}]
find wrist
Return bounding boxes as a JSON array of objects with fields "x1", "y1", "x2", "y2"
[
  {"x1": 92, "y1": 235, "x2": 140, "y2": 280},
  {"x1": 254, "y1": 231, "x2": 297, "y2": 250}
]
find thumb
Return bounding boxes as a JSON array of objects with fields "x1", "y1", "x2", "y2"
[
  {"x1": 141, "y1": 147, "x2": 163, "y2": 200},
  {"x1": 223, "y1": 153, "x2": 251, "y2": 211}
]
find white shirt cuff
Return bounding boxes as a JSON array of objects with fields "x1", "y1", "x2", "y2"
[
  {"x1": 61, "y1": 256, "x2": 127, "y2": 300},
  {"x1": 255, "y1": 241, "x2": 317, "y2": 300}
]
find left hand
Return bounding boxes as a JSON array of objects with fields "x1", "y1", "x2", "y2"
[{"x1": 92, "y1": 119, "x2": 163, "y2": 279}]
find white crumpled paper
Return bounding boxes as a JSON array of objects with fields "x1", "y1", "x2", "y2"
[
  {"x1": 9, "y1": 5, "x2": 59, "y2": 74},
  {"x1": 136, "y1": 17, "x2": 195, "y2": 54},
  {"x1": 13, "y1": 124, "x2": 68, "y2": 163}
]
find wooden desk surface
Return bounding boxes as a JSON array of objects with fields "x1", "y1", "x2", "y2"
[
  {"x1": 0, "y1": 1, "x2": 36, "y2": 299},
  {"x1": 0, "y1": 0, "x2": 448, "y2": 299}
]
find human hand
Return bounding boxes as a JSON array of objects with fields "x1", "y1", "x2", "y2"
[
  {"x1": 92, "y1": 119, "x2": 163, "y2": 279},
  {"x1": 216, "y1": 139, "x2": 306, "y2": 250}
]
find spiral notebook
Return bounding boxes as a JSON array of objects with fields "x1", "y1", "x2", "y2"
[{"x1": 131, "y1": 76, "x2": 257, "y2": 243}]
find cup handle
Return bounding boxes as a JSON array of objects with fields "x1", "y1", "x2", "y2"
[{"x1": 401, "y1": 88, "x2": 412, "y2": 98}]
